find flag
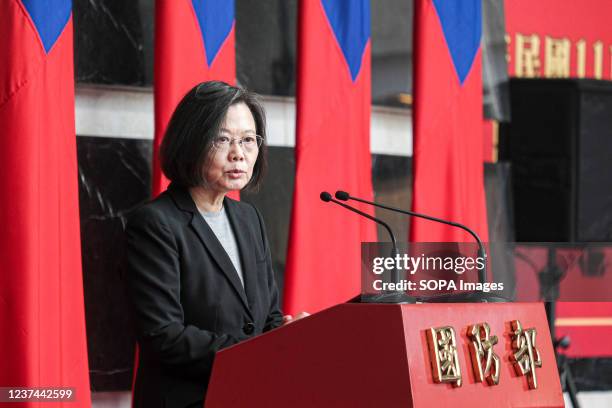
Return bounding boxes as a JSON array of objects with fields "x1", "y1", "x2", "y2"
[
  {"x1": 410, "y1": 0, "x2": 489, "y2": 242},
  {"x1": 153, "y1": 0, "x2": 236, "y2": 196},
  {"x1": 284, "y1": 0, "x2": 376, "y2": 315},
  {"x1": 0, "y1": 0, "x2": 91, "y2": 405}
]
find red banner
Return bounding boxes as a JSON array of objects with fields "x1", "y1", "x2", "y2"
[
  {"x1": 0, "y1": 0, "x2": 91, "y2": 402},
  {"x1": 411, "y1": 0, "x2": 489, "y2": 243},
  {"x1": 284, "y1": 0, "x2": 377, "y2": 315}
]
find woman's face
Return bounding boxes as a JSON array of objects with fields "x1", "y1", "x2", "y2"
[{"x1": 203, "y1": 102, "x2": 259, "y2": 194}]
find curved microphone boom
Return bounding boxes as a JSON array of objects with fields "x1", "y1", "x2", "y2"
[{"x1": 335, "y1": 190, "x2": 488, "y2": 286}]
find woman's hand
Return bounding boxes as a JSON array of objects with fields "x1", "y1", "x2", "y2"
[{"x1": 282, "y1": 311, "x2": 310, "y2": 325}]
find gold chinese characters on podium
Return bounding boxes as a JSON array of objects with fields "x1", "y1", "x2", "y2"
[
  {"x1": 426, "y1": 320, "x2": 542, "y2": 389},
  {"x1": 468, "y1": 322, "x2": 500, "y2": 385},
  {"x1": 511, "y1": 320, "x2": 543, "y2": 389},
  {"x1": 427, "y1": 326, "x2": 462, "y2": 387}
]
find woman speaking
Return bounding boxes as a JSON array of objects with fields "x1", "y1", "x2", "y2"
[{"x1": 125, "y1": 81, "x2": 303, "y2": 407}]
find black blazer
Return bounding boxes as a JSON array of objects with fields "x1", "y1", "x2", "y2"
[{"x1": 125, "y1": 183, "x2": 283, "y2": 408}]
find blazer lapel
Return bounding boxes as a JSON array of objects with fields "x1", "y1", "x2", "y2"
[
  {"x1": 168, "y1": 184, "x2": 252, "y2": 315},
  {"x1": 224, "y1": 198, "x2": 258, "y2": 310}
]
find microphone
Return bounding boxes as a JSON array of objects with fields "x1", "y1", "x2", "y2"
[
  {"x1": 320, "y1": 192, "x2": 414, "y2": 303},
  {"x1": 335, "y1": 190, "x2": 488, "y2": 286}
]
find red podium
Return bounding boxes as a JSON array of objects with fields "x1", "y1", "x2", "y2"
[{"x1": 205, "y1": 303, "x2": 564, "y2": 407}]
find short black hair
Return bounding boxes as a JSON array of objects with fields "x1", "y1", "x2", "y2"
[{"x1": 160, "y1": 81, "x2": 267, "y2": 191}]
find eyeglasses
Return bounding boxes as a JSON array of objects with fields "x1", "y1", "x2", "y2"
[{"x1": 212, "y1": 135, "x2": 264, "y2": 152}]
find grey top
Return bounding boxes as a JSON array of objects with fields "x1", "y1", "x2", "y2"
[{"x1": 199, "y1": 205, "x2": 244, "y2": 287}]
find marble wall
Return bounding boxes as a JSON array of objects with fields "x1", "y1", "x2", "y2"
[{"x1": 77, "y1": 136, "x2": 151, "y2": 390}]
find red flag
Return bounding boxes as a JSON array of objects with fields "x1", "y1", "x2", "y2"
[
  {"x1": 284, "y1": 0, "x2": 376, "y2": 315},
  {"x1": 0, "y1": 0, "x2": 91, "y2": 404},
  {"x1": 411, "y1": 0, "x2": 489, "y2": 242},
  {"x1": 153, "y1": 0, "x2": 236, "y2": 196}
]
